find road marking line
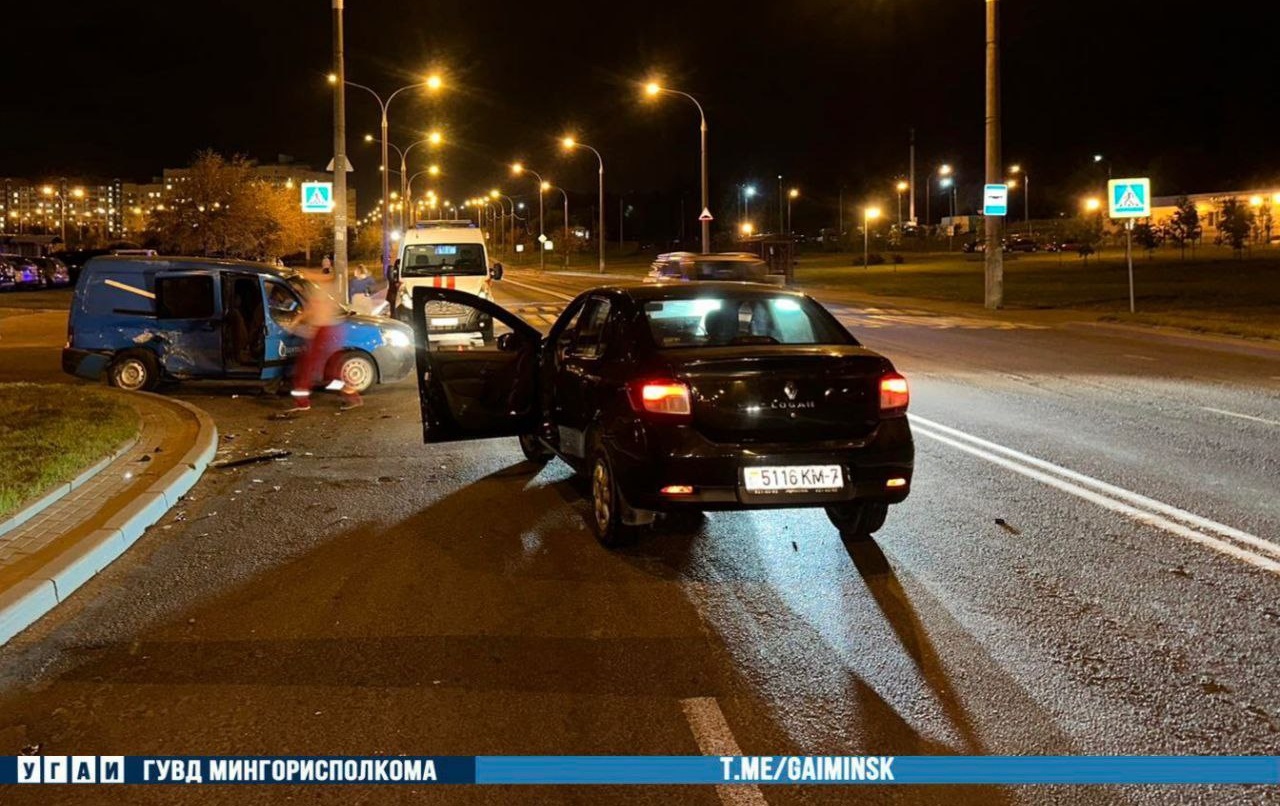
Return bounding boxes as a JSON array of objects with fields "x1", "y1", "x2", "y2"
[
  {"x1": 680, "y1": 697, "x2": 769, "y2": 806},
  {"x1": 909, "y1": 417, "x2": 1280, "y2": 573},
  {"x1": 910, "y1": 414, "x2": 1279, "y2": 560},
  {"x1": 500, "y1": 276, "x2": 577, "y2": 301},
  {"x1": 912, "y1": 425, "x2": 1280, "y2": 575},
  {"x1": 1202, "y1": 407, "x2": 1280, "y2": 427},
  {"x1": 1122, "y1": 354, "x2": 1156, "y2": 361}
]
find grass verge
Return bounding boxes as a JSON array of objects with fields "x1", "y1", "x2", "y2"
[{"x1": 0, "y1": 383, "x2": 138, "y2": 519}]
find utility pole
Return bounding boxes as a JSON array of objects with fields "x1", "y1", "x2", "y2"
[
  {"x1": 909, "y1": 127, "x2": 917, "y2": 224},
  {"x1": 777, "y1": 174, "x2": 784, "y2": 235},
  {"x1": 983, "y1": 0, "x2": 1003, "y2": 310},
  {"x1": 331, "y1": 0, "x2": 349, "y2": 301}
]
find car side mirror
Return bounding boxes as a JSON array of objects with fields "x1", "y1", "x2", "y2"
[
  {"x1": 496, "y1": 332, "x2": 522, "y2": 352},
  {"x1": 489, "y1": 262, "x2": 504, "y2": 281}
]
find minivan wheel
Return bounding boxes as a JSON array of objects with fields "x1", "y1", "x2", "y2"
[
  {"x1": 108, "y1": 350, "x2": 159, "y2": 392},
  {"x1": 826, "y1": 500, "x2": 889, "y2": 542},
  {"x1": 333, "y1": 351, "x2": 377, "y2": 394}
]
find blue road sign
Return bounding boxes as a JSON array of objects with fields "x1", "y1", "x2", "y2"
[
  {"x1": 1108, "y1": 178, "x2": 1150, "y2": 218},
  {"x1": 300, "y1": 182, "x2": 334, "y2": 214},
  {"x1": 983, "y1": 184, "x2": 1008, "y2": 216}
]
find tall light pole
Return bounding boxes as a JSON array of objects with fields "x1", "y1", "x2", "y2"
[
  {"x1": 645, "y1": 81, "x2": 709, "y2": 254},
  {"x1": 787, "y1": 188, "x2": 799, "y2": 234},
  {"x1": 561, "y1": 136, "x2": 606, "y2": 273},
  {"x1": 330, "y1": 0, "x2": 349, "y2": 300},
  {"x1": 548, "y1": 184, "x2": 569, "y2": 269},
  {"x1": 511, "y1": 163, "x2": 546, "y2": 270},
  {"x1": 1008, "y1": 164, "x2": 1030, "y2": 235},
  {"x1": 928, "y1": 163, "x2": 952, "y2": 228},
  {"x1": 777, "y1": 174, "x2": 784, "y2": 234},
  {"x1": 491, "y1": 190, "x2": 516, "y2": 258},
  {"x1": 863, "y1": 206, "x2": 881, "y2": 269},
  {"x1": 984, "y1": 0, "x2": 1004, "y2": 309},
  {"x1": 342, "y1": 72, "x2": 442, "y2": 281},
  {"x1": 406, "y1": 164, "x2": 440, "y2": 224},
  {"x1": 895, "y1": 180, "x2": 908, "y2": 228},
  {"x1": 398, "y1": 132, "x2": 442, "y2": 230}
]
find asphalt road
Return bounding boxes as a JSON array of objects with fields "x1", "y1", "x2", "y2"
[{"x1": 0, "y1": 277, "x2": 1277, "y2": 805}]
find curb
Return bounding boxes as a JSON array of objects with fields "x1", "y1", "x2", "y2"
[
  {"x1": 1070, "y1": 321, "x2": 1280, "y2": 359},
  {"x1": 0, "y1": 394, "x2": 217, "y2": 646},
  {"x1": 0, "y1": 435, "x2": 141, "y2": 539}
]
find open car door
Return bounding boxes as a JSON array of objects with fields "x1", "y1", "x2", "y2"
[{"x1": 411, "y1": 286, "x2": 542, "y2": 444}]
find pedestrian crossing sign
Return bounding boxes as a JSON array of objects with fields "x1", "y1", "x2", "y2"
[
  {"x1": 300, "y1": 182, "x2": 335, "y2": 214},
  {"x1": 1108, "y1": 178, "x2": 1150, "y2": 218}
]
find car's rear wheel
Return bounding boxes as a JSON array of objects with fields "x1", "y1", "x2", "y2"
[
  {"x1": 108, "y1": 349, "x2": 159, "y2": 392},
  {"x1": 332, "y1": 351, "x2": 377, "y2": 394},
  {"x1": 518, "y1": 432, "x2": 553, "y2": 465},
  {"x1": 825, "y1": 500, "x2": 888, "y2": 542},
  {"x1": 590, "y1": 447, "x2": 643, "y2": 548}
]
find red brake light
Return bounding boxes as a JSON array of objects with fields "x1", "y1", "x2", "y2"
[
  {"x1": 879, "y1": 372, "x2": 909, "y2": 415},
  {"x1": 629, "y1": 380, "x2": 692, "y2": 416}
]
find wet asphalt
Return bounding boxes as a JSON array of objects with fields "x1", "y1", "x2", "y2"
[{"x1": 0, "y1": 279, "x2": 1276, "y2": 805}]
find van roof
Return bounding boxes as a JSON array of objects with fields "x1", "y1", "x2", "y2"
[{"x1": 83, "y1": 255, "x2": 298, "y2": 279}]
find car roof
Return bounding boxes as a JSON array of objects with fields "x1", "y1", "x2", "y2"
[
  {"x1": 596, "y1": 281, "x2": 807, "y2": 302},
  {"x1": 84, "y1": 255, "x2": 297, "y2": 278}
]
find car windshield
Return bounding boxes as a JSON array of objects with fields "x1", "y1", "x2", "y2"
[
  {"x1": 400, "y1": 243, "x2": 486, "y2": 277},
  {"x1": 642, "y1": 293, "x2": 853, "y2": 349}
]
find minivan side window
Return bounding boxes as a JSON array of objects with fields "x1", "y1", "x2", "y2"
[
  {"x1": 265, "y1": 280, "x2": 302, "y2": 325},
  {"x1": 156, "y1": 275, "x2": 215, "y2": 319}
]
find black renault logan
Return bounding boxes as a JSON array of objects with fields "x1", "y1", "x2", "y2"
[{"x1": 411, "y1": 283, "x2": 913, "y2": 546}]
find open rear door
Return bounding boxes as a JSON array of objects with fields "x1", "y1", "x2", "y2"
[{"x1": 411, "y1": 287, "x2": 542, "y2": 444}]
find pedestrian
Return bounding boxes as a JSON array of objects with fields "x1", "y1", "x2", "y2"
[
  {"x1": 285, "y1": 279, "x2": 362, "y2": 413},
  {"x1": 349, "y1": 264, "x2": 374, "y2": 300},
  {"x1": 321, "y1": 255, "x2": 333, "y2": 275}
]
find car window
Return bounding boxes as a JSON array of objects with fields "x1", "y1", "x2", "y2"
[
  {"x1": 156, "y1": 275, "x2": 215, "y2": 319},
  {"x1": 642, "y1": 294, "x2": 852, "y2": 348},
  {"x1": 572, "y1": 298, "x2": 612, "y2": 359},
  {"x1": 265, "y1": 280, "x2": 302, "y2": 325}
]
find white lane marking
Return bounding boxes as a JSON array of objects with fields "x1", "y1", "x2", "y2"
[
  {"x1": 1122, "y1": 354, "x2": 1156, "y2": 361},
  {"x1": 680, "y1": 697, "x2": 769, "y2": 806},
  {"x1": 910, "y1": 426, "x2": 1280, "y2": 575},
  {"x1": 499, "y1": 276, "x2": 577, "y2": 302},
  {"x1": 910, "y1": 414, "x2": 1280, "y2": 560},
  {"x1": 1202, "y1": 407, "x2": 1280, "y2": 428}
]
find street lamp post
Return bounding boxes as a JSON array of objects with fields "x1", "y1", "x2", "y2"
[
  {"x1": 561, "y1": 137, "x2": 606, "y2": 273},
  {"x1": 863, "y1": 207, "x2": 881, "y2": 269},
  {"x1": 895, "y1": 181, "x2": 908, "y2": 228},
  {"x1": 548, "y1": 185, "x2": 569, "y2": 269},
  {"x1": 646, "y1": 81, "x2": 710, "y2": 254},
  {"x1": 329, "y1": 0, "x2": 349, "y2": 300},
  {"x1": 491, "y1": 191, "x2": 516, "y2": 257},
  {"x1": 511, "y1": 164, "x2": 547, "y2": 270},
  {"x1": 787, "y1": 188, "x2": 799, "y2": 234},
  {"x1": 340, "y1": 73, "x2": 442, "y2": 280},
  {"x1": 1009, "y1": 164, "x2": 1029, "y2": 235}
]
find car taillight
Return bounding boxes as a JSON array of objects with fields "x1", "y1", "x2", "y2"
[
  {"x1": 879, "y1": 372, "x2": 909, "y2": 416},
  {"x1": 628, "y1": 380, "x2": 692, "y2": 416}
]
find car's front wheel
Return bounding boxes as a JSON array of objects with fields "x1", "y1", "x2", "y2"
[
  {"x1": 108, "y1": 349, "x2": 159, "y2": 392},
  {"x1": 825, "y1": 500, "x2": 888, "y2": 542}
]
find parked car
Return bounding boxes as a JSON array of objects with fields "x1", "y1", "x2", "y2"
[
  {"x1": 646, "y1": 252, "x2": 782, "y2": 285},
  {"x1": 409, "y1": 283, "x2": 914, "y2": 546},
  {"x1": 962, "y1": 239, "x2": 987, "y2": 253},
  {"x1": 1004, "y1": 236, "x2": 1039, "y2": 252},
  {"x1": 0, "y1": 259, "x2": 16, "y2": 291},
  {"x1": 0, "y1": 254, "x2": 44, "y2": 288},
  {"x1": 32, "y1": 256, "x2": 71, "y2": 287},
  {"x1": 63, "y1": 256, "x2": 415, "y2": 393}
]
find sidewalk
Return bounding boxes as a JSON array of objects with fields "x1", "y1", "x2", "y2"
[{"x1": 0, "y1": 392, "x2": 217, "y2": 645}]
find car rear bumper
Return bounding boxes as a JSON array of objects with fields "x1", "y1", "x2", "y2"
[{"x1": 607, "y1": 417, "x2": 914, "y2": 511}]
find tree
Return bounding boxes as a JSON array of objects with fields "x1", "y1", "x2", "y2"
[
  {"x1": 1132, "y1": 222, "x2": 1163, "y2": 259},
  {"x1": 1166, "y1": 195, "x2": 1201, "y2": 259},
  {"x1": 1217, "y1": 198, "x2": 1254, "y2": 256},
  {"x1": 1065, "y1": 212, "x2": 1104, "y2": 264},
  {"x1": 146, "y1": 151, "x2": 280, "y2": 259}
]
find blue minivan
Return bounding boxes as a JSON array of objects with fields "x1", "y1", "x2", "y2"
[{"x1": 63, "y1": 256, "x2": 414, "y2": 393}]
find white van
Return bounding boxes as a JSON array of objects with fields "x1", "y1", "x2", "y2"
[{"x1": 394, "y1": 220, "x2": 503, "y2": 337}]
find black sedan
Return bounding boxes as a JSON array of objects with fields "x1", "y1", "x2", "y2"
[{"x1": 411, "y1": 283, "x2": 913, "y2": 546}]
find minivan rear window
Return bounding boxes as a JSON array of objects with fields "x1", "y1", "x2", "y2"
[
  {"x1": 156, "y1": 275, "x2": 215, "y2": 319},
  {"x1": 401, "y1": 243, "x2": 486, "y2": 277}
]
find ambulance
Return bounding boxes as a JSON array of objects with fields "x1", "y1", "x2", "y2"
[{"x1": 393, "y1": 220, "x2": 503, "y2": 339}]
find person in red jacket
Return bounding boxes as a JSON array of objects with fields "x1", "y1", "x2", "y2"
[{"x1": 285, "y1": 280, "x2": 362, "y2": 413}]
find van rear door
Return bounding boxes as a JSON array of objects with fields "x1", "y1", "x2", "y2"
[{"x1": 154, "y1": 271, "x2": 224, "y2": 377}]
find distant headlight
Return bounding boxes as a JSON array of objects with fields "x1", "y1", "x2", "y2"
[{"x1": 382, "y1": 328, "x2": 411, "y2": 348}]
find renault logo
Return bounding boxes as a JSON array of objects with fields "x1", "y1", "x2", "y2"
[{"x1": 784, "y1": 381, "x2": 798, "y2": 400}]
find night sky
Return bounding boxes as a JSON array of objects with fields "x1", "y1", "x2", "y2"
[{"x1": 8, "y1": 1, "x2": 1280, "y2": 235}]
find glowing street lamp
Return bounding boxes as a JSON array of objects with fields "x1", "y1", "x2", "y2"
[
  {"x1": 787, "y1": 188, "x2": 800, "y2": 233},
  {"x1": 895, "y1": 180, "x2": 909, "y2": 227},
  {"x1": 644, "y1": 79, "x2": 710, "y2": 253},
  {"x1": 561, "y1": 135, "x2": 607, "y2": 273},
  {"x1": 512, "y1": 162, "x2": 548, "y2": 270},
  {"x1": 1083, "y1": 197, "x2": 1102, "y2": 213}
]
